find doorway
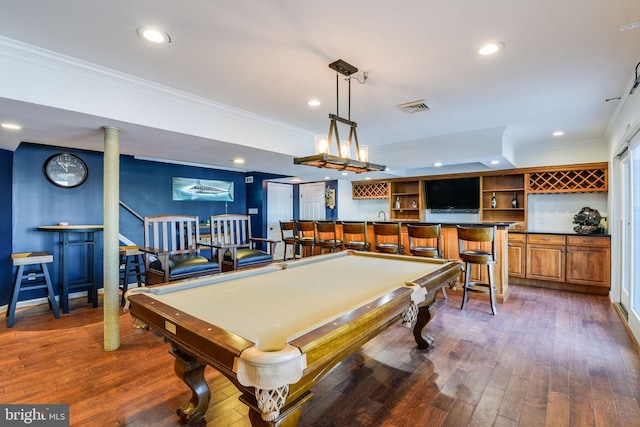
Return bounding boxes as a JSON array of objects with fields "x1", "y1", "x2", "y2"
[{"x1": 266, "y1": 182, "x2": 293, "y2": 261}]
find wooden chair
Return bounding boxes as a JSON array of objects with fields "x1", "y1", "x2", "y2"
[
  {"x1": 407, "y1": 224, "x2": 446, "y2": 299},
  {"x1": 373, "y1": 222, "x2": 405, "y2": 254},
  {"x1": 315, "y1": 220, "x2": 342, "y2": 254},
  {"x1": 294, "y1": 220, "x2": 318, "y2": 257},
  {"x1": 341, "y1": 221, "x2": 371, "y2": 251},
  {"x1": 279, "y1": 220, "x2": 297, "y2": 260},
  {"x1": 457, "y1": 225, "x2": 497, "y2": 315},
  {"x1": 207, "y1": 214, "x2": 278, "y2": 271},
  {"x1": 142, "y1": 215, "x2": 219, "y2": 285}
]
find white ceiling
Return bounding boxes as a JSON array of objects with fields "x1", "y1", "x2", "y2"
[{"x1": 0, "y1": 1, "x2": 639, "y2": 182}]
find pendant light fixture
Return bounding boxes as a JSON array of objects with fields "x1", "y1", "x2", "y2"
[{"x1": 294, "y1": 59, "x2": 385, "y2": 173}]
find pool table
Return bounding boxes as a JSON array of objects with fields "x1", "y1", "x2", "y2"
[{"x1": 127, "y1": 250, "x2": 462, "y2": 426}]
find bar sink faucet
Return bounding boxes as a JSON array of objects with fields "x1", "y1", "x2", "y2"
[{"x1": 378, "y1": 211, "x2": 386, "y2": 221}]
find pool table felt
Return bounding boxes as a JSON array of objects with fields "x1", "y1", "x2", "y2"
[{"x1": 143, "y1": 252, "x2": 448, "y2": 351}]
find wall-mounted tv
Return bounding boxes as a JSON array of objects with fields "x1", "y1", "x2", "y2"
[{"x1": 425, "y1": 177, "x2": 480, "y2": 212}]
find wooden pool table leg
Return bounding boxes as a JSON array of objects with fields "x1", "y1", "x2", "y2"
[
  {"x1": 413, "y1": 301, "x2": 436, "y2": 349},
  {"x1": 170, "y1": 343, "x2": 211, "y2": 426}
]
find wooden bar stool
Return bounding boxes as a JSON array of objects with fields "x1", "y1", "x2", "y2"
[
  {"x1": 294, "y1": 220, "x2": 318, "y2": 257},
  {"x1": 279, "y1": 220, "x2": 297, "y2": 260},
  {"x1": 7, "y1": 252, "x2": 60, "y2": 327},
  {"x1": 407, "y1": 224, "x2": 446, "y2": 299},
  {"x1": 373, "y1": 222, "x2": 405, "y2": 254},
  {"x1": 457, "y1": 225, "x2": 497, "y2": 315},
  {"x1": 341, "y1": 221, "x2": 371, "y2": 251},
  {"x1": 119, "y1": 245, "x2": 145, "y2": 306},
  {"x1": 315, "y1": 220, "x2": 342, "y2": 254}
]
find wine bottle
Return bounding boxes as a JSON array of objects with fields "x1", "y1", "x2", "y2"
[
  {"x1": 395, "y1": 196, "x2": 400, "y2": 209},
  {"x1": 512, "y1": 192, "x2": 518, "y2": 208},
  {"x1": 491, "y1": 192, "x2": 497, "y2": 208}
]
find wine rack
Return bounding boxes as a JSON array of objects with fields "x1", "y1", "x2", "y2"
[
  {"x1": 352, "y1": 182, "x2": 389, "y2": 199},
  {"x1": 528, "y1": 167, "x2": 607, "y2": 193}
]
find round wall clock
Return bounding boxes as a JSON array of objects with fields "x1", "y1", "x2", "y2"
[{"x1": 44, "y1": 153, "x2": 88, "y2": 188}]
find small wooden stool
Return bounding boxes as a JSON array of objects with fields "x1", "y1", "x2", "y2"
[
  {"x1": 7, "y1": 252, "x2": 60, "y2": 327},
  {"x1": 119, "y1": 246, "x2": 145, "y2": 306}
]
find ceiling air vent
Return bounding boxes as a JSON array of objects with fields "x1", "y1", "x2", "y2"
[{"x1": 398, "y1": 100, "x2": 431, "y2": 114}]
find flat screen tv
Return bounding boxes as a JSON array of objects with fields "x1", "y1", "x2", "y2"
[{"x1": 425, "y1": 177, "x2": 480, "y2": 212}]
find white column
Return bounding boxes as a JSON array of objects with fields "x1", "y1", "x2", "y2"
[{"x1": 103, "y1": 125, "x2": 120, "y2": 351}]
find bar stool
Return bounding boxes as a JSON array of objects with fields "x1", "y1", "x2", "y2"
[
  {"x1": 294, "y1": 220, "x2": 318, "y2": 257},
  {"x1": 279, "y1": 220, "x2": 297, "y2": 260},
  {"x1": 341, "y1": 221, "x2": 371, "y2": 251},
  {"x1": 373, "y1": 222, "x2": 405, "y2": 254},
  {"x1": 7, "y1": 252, "x2": 59, "y2": 327},
  {"x1": 407, "y1": 224, "x2": 446, "y2": 299},
  {"x1": 119, "y1": 245, "x2": 145, "y2": 306},
  {"x1": 457, "y1": 225, "x2": 497, "y2": 315},
  {"x1": 315, "y1": 220, "x2": 342, "y2": 254}
]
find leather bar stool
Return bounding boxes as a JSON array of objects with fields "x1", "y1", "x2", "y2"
[
  {"x1": 373, "y1": 222, "x2": 405, "y2": 254},
  {"x1": 341, "y1": 221, "x2": 371, "y2": 251},
  {"x1": 457, "y1": 225, "x2": 497, "y2": 315},
  {"x1": 279, "y1": 220, "x2": 297, "y2": 260},
  {"x1": 315, "y1": 220, "x2": 342, "y2": 254},
  {"x1": 407, "y1": 224, "x2": 446, "y2": 299},
  {"x1": 119, "y1": 245, "x2": 145, "y2": 306},
  {"x1": 7, "y1": 252, "x2": 59, "y2": 327}
]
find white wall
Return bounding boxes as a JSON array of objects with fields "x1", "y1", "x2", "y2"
[
  {"x1": 338, "y1": 180, "x2": 389, "y2": 221},
  {"x1": 528, "y1": 193, "x2": 608, "y2": 233},
  {"x1": 509, "y1": 137, "x2": 609, "y2": 168}
]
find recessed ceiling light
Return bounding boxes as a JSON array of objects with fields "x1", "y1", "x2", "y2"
[
  {"x1": 291, "y1": 177, "x2": 301, "y2": 182},
  {"x1": 233, "y1": 158, "x2": 245, "y2": 164},
  {"x1": 365, "y1": 177, "x2": 372, "y2": 180},
  {"x1": 324, "y1": 176, "x2": 330, "y2": 180},
  {"x1": 341, "y1": 172, "x2": 348, "y2": 176},
  {"x1": 308, "y1": 99, "x2": 321, "y2": 107},
  {"x1": 552, "y1": 131, "x2": 565, "y2": 136},
  {"x1": 490, "y1": 160, "x2": 500, "y2": 165},
  {"x1": 137, "y1": 26, "x2": 171, "y2": 44},
  {"x1": 1, "y1": 123, "x2": 22, "y2": 130},
  {"x1": 479, "y1": 42, "x2": 505, "y2": 56},
  {"x1": 434, "y1": 162, "x2": 442, "y2": 167}
]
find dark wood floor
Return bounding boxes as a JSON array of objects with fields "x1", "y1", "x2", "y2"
[{"x1": 2, "y1": 284, "x2": 640, "y2": 427}]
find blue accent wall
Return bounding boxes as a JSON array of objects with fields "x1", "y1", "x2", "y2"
[
  {"x1": 0, "y1": 149, "x2": 13, "y2": 306},
  {"x1": 6, "y1": 142, "x2": 249, "y2": 305},
  {"x1": 119, "y1": 155, "x2": 247, "y2": 247}
]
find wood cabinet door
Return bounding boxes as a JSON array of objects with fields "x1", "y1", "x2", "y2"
[
  {"x1": 526, "y1": 244, "x2": 565, "y2": 282},
  {"x1": 508, "y1": 242, "x2": 525, "y2": 278},
  {"x1": 566, "y1": 246, "x2": 611, "y2": 287}
]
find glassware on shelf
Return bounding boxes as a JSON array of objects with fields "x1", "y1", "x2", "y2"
[
  {"x1": 491, "y1": 193, "x2": 497, "y2": 209},
  {"x1": 395, "y1": 196, "x2": 400, "y2": 209}
]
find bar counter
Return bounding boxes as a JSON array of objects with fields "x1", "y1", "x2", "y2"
[{"x1": 334, "y1": 221, "x2": 515, "y2": 303}]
